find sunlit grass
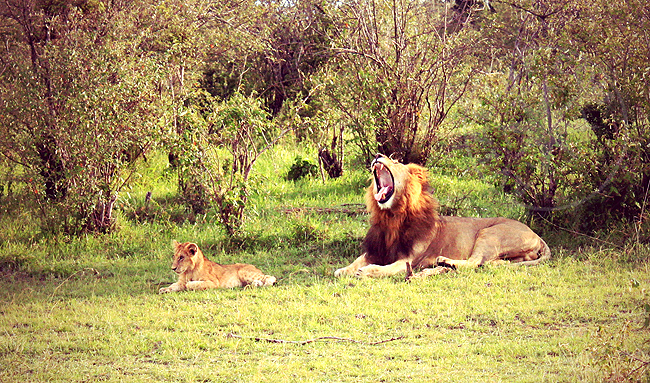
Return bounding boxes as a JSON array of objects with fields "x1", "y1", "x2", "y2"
[
  {"x1": 1, "y1": 256, "x2": 648, "y2": 382},
  {"x1": 0, "y1": 145, "x2": 649, "y2": 382}
]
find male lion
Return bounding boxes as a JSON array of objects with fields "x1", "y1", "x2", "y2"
[
  {"x1": 159, "y1": 241, "x2": 276, "y2": 293},
  {"x1": 334, "y1": 154, "x2": 551, "y2": 279}
]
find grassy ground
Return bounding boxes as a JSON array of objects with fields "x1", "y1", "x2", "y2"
[{"x1": 1, "y1": 148, "x2": 649, "y2": 382}]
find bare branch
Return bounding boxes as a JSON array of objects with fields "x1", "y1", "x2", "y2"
[
  {"x1": 493, "y1": 0, "x2": 565, "y2": 20},
  {"x1": 226, "y1": 333, "x2": 405, "y2": 345}
]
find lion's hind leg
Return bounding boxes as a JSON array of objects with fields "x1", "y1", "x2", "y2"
[
  {"x1": 510, "y1": 238, "x2": 551, "y2": 266},
  {"x1": 437, "y1": 221, "x2": 549, "y2": 269},
  {"x1": 250, "y1": 274, "x2": 276, "y2": 287},
  {"x1": 238, "y1": 265, "x2": 276, "y2": 287}
]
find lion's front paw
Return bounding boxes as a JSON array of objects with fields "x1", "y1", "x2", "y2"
[
  {"x1": 356, "y1": 265, "x2": 382, "y2": 278},
  {"x1": 334, "y1": 267, "x2": 355, "y2": 278},
  {"x1": 435, "y1": 256, "x2": 456, "y2": 269},
  {"x1": 159, "y1": 287, "x2": 171, "y2": 294}
]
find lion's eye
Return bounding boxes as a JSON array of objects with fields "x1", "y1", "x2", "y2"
[{"x1": 178, "y1": 256, "x2": 184, "y2": 261}]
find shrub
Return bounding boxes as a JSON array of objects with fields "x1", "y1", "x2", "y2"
[
  {"x1": 286, "y1": 156, "x2": 318, "y2": 181},
  {"x1": 172, "y1": 91, "x2": 281, "y2": 235},
  {"x1": 0, "y1": 1, "x2": 195, "y2": 234}
]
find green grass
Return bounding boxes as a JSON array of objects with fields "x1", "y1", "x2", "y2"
[
  {"x1": 1, "y1": 256, "x2": 649, "y2": 382},
  {"x1": 1, "y1": 147, "x2": 649, "y2": 382}
]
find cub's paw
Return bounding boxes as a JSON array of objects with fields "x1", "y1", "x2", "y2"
[
  {"x1": 159, "y1": 283, "x2": 185, "y2": 294},
  {"x1": 159, "y1": 287, "x2": 171, "y2": 294}
]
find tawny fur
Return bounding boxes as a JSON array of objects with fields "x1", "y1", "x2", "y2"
[
  {"x1": 159, "y1": 241, "x2": 276, "y2": 293},
  {"x1": 334, "y1": 154, "x2": 551, "y2": 279}
]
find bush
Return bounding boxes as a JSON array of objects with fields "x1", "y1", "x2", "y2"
[
  {"x1": 575, "y1": 113, "x2": 650, "y2": 240},
  {"x1": 172, "y1": 92, "x2": 279, "y2": 235},
  {"x1": 0, "y1": 2, "x2": 178, "y2": 234},
  {"x1": 286, "y1": 156, "x2": 318, "y2": 181}
]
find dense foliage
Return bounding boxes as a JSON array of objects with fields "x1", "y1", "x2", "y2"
[{"x1": 0, "y1": 0, "x2": 648, "y2": 241}]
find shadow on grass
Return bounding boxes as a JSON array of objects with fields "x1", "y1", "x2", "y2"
[
  {"x1": 120, "y1": 194, "x2": 210, "y2": 225},
  {"x1": 201, "y1": 228, "x2": 362, "y2": 261}
]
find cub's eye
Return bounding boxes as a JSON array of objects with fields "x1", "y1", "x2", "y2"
[{"x1": 178, "y1": 256, "x2": 184, "y2": 261}]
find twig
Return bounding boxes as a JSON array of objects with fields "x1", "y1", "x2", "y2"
[
  {"x1": 226, "y1": 333, "x2": 404, "y2": 345},
  {"x1": 243, "y1": 127, "x2": 291, "y2": 182},
  {"x1": 537, "y1": 215, "x2": 622, "y2": 249},
  {"x1": 279, "y1": 204, "x2": 366, "y2": 216},
  {"x1": 635, "y1": 178, "x2": 650, "y2": 244},
  {"x1": 493, "y1": 0, "x2": 562, "y2": 20},
  {"x1": 50, "y1": 268, "x2": 100, "y2": 299},
  {"x1": 621, "y1": 351, "x2": 650, "y2": 378}
]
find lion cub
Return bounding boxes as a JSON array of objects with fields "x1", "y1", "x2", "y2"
[{"x1": 159, "y1": 241, "x2": 276, "y2": 294}]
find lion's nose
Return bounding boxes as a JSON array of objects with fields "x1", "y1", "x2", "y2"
[{"x1": 371, "y1": 153, "x2": 385, "y2": 168}]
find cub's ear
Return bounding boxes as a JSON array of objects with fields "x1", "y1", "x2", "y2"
[
  {"x1": 187, "y1": 243, "x2": 198, "y2": 256},
  {"x1": 406, "y1": 163, "x2": 429, "y2": 183},
  {"x1": 172, "y1": 240, "x2": 181, "y2": 251}
]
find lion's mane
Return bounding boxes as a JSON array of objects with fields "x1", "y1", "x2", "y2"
[{"x1": 362, "y1": 165, "x2": 440, "y2": 266}]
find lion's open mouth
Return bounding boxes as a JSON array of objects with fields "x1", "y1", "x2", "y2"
[{"x1": 372, "y1": 161, "x2": 394, "y2": 204}]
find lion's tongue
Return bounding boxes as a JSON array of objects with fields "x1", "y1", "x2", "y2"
[
  {"x1": 374, "y1": 163, "x2": 393, "y2": 202},
  {"x1": 375, "y1": 186, "x2": 391, "y2": 202}
]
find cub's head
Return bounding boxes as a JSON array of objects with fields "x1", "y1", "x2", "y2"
[
  {"x1": 170, "y1": 241, "x2": 203, "y2": 274},
  {"x1": 368, "y1": 154, "x2": 430, "y2": 212}
]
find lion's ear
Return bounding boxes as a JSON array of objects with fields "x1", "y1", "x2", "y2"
[
  {"x1": 406, "y1": 164, "x2": 428, "y2": 183},
  {"x1": 187, "y1": 243, "x2": 198, "y2": 256},
  {"x1": 172, "y1": 240, "x2": 180, "y2": 251}
]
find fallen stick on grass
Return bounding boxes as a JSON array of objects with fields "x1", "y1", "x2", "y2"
[
  {"x1": 226, "y1": 333, "x2": 404, "y2": 345},
  {"x1": 51, "y1": 268, "x2": 100, "y2": 298}
]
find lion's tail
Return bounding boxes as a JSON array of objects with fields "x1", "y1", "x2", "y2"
[{"x1": 517, "y1": 238, "x2": 551, "y2": 266}]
